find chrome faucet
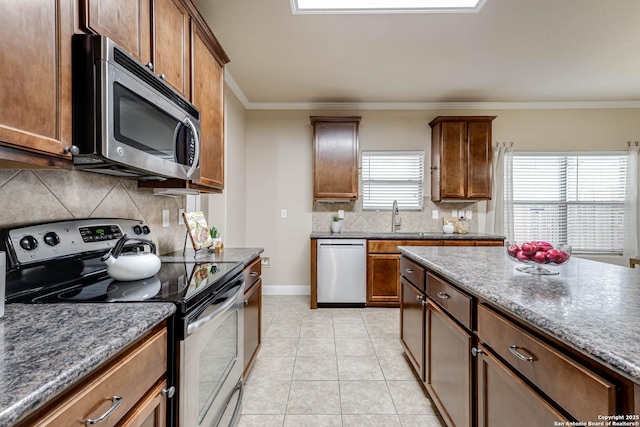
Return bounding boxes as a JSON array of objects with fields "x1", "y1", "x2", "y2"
[{"x1": 391, "y1": 200, "x2": 400, "y2": 232}]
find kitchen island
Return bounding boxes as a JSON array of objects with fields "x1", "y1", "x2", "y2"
[
  {"x1": 398, "y1": 245, "x2": 640, "y2": 426},
  {"x1": 0, "y1": 303, "x2": 175, "y2": 426}
]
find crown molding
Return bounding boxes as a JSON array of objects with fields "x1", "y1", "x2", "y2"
[{"x1": 224, "y1": 71, "x2": 640, "y2": 111}]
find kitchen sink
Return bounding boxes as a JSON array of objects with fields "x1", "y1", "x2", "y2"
[{"x1": 369, "y1": 232, "x2": 442, "y2": 237}]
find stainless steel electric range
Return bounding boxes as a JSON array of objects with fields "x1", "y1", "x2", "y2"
[{"x1": 1, "y1": 218, "x2": 244, "y2": 427}]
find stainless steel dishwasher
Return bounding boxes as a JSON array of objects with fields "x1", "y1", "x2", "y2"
[{"x1": 317, "y1": 239, "x2": 367, "y2": 307}]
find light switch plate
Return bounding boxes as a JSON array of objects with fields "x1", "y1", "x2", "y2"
[
  {"x1": 162, "y1": 210, "x2": 170, "y2": 228},
  {"x1": 432, "y1": 210, "x2": 439, "y2": 219},
  {"x1": 281, "y1": 209, "x2": 288, "y2": 219},
  {"x1": 338, "y1": 210, "x2": 345, "y2": 219},
  {"x1": 465, "y1": 210, "x2": 473, "y2": 219}
]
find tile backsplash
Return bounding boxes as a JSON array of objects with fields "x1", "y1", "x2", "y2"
[
  {"x1": 0, "y1": 170, "x2": 186, "y2": 254},
  {"x1": 312, "y1": 197, "x2": 478, "y2": 234}
]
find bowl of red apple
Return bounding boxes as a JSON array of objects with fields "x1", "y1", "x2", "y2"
[{"x1": 505, "y1": 241, "x2": 571, "y2": 275}]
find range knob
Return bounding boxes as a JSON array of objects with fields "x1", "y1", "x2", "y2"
[
  {"x1": 44, "y1": 232, "x2": 60, "y2": 246},
  {"x1": 142, "y1": 226, "x2": 151, "y2": 234},
  {"x1": 133, "y1": 225, "x2": 143, "y2": 235},
  {"x1": 19, "y1": 235, "x2": 38, "y2": 251}
]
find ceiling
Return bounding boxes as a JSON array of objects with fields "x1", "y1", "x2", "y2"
[{"x1": 193, "y1": 0, "x2": 640, "y2": 107}]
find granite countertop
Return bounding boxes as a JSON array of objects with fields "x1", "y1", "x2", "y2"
[
  {"x1": 310, "y1": 231, "x2": 504, "y2": 240},
  {"x1": 0, "y1": 303, "x2": 176, "y2": 426},
  {"x1": 160, "y1": 247, "x2": 264, "y2": 265},
  {"x1": 398, "y1": 246, "x2": 640, "y2": 383}
]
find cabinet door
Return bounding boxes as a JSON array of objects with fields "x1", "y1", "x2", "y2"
[
  {"x1": 312, "y1": 119, "x2": 360, "y2": 200},
  {"x1": 477, "y1": 345, "x2": 567, "y2": 427},
  {"x1": 400, "y1": 278, "x2": 425, "y2": 380},
  {"x1": 367, "y1": 253, "x2": 400, "y2": 306},
  {"x1": 439, "y1": 121, "x2": 467, "y2": 199},
  {"x1": 467, "y1": 120, "x2": 492, "y2": 199},
  {"x1": 118, "y1": 381, "x2": 168, "y2": 427},
  {"x1": 83, "y1": 0, "x2": 151, "y2": 64},
  {"x1": 243, "y1": 278, "x2": 262, "y2": 378},
  {"x1": 191, "y1": 22, "x2": 224, "y2": 190},
  {"x1": 153, "y1": 0, "x2": 190, "y2": 97},
  {"x1": 0, "y1": 0, "x2": 75, "y2": 166},
  {"x1": 426, "y1": 301, "x2": 472, "y2": 427}
]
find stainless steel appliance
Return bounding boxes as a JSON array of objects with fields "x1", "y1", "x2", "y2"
[
  {"x1": 1, "y1": 218, "x2": 244, "y2": 427},
  {"x1": 317, "y1": 239, "x2": 366, "y2": 307},
  {"x1": 71, "y1": 34, "x2": 201, "y2": 181}
]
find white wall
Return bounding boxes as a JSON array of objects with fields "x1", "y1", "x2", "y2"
[{"x1": 244, "y1": 108, "x2": 640, "y2": 288}]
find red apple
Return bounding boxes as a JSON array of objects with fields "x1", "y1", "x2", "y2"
[
  {"x1": 556, "y1": 251, "x2": 569, "y2": 264},
  {"x1": 545, "y1": 249, "x2": 563, "y2": 264},
  {"x1": 516, "y1": 250, "x2": 531, "y2": 262},
  {"x1": 533, "y1": 241, "x2": 553, "y2": 252},
  {"x1": 533, "y1": 251, "x2": 548, "y2": 263},
  {"x1": 520, "y1": 242, "x2": 537, "y2": 256},
  {"x1": 507, "y1": 244, "x2": 520, "y2": 257}
]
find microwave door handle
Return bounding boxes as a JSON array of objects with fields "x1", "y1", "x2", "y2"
[{"x1": 183, "y1": 117, "x2": 200, "y2": 179}]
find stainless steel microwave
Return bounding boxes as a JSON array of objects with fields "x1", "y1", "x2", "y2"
[{"x1": 71, "y1": 34, "x2": 201, "y2": 181}]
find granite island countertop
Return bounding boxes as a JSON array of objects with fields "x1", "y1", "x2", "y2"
[
  {"x1": 398, "y1": 245, "x2": 640, "y2": 383},
  {"x1": 160, "y1": 247, "x2": 264, "y2": 265},
  {"x1": 0, "y1": 303, "x2": 176, "y2": 426},
  {"x1": 310, "y1": 231, "x2": 504, "y2": 240}
]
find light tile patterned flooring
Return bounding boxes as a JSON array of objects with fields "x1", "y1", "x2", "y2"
[{"x1": 238, "y1": 295, "x2": 447, "y2": 427}]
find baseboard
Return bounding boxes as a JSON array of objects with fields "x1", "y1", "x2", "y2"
[{"x1": 262, "y1": 285, "x2": 310, "y2": 296}]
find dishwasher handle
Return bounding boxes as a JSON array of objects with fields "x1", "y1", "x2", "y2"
[{"x1": 319, "y1": 243, "x2": 365, "y2": 248}]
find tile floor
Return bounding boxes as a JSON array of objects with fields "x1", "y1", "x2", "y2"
[{"x1": 238, "y1": 295, "x2": 447, "y2": 427}]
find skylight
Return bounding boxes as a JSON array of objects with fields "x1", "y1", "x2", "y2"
[{"x1": 291, "y1": 0, "x2": 486, "y2": 14}]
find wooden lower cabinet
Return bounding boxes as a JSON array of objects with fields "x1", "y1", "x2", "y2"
[
  {"x1": 119, "y1": 380, "x2": 168, "y2": 427},
  {"x1": 426, "y1": 301, "x2": 472, "y2": 427},
  {"x1": 477, "y1": 344, "x2": 566, "y2": 427},
  {"x1": 368, "y1": 253, "x2": 401, "y2": 306},
  {"x1": 244, "y1": 278, "x2": 262, "y2": 377},
  {"x1": 18, "y1": 326, "x2": 168, "y2": 427},
  {"x1": 400, "y1": 277, "x2": 425, "y2": 379}
]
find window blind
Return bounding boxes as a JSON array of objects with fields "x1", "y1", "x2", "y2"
[
  {"x1": 511, "y1": 154, "x2": 627, "y2": 255},
  {"x1": 362, "y1": 151, "x2": 424, "y2": 210}
]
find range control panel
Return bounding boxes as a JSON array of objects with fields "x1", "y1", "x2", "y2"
[{"x1": 3, "y1": 218, "x2": 152, "y2": 268}]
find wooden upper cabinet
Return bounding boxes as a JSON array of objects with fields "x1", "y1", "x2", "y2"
[
  {"x1": 311, "y1": 116, "x2": 361, "y2": 201},
  {"x1": 430, "y1": 116, "x2": 495, "y2": 201},
  {"x1": 153, "y1": 0, "x2": 191, "y2": 97},
  {"x1": 191, "y1": 21, "x2": 224, "y2": 190},
  {"x1": 0, "y1": 0, "x2": 75, "y2": 168},
  {"x1": 82, "y1": 0, "x2": 151, "y2": 64}
]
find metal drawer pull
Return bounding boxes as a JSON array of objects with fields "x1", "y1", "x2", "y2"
[
  {"x1": 405, "y1": 268, "x2": 414, "y2": 274},
  {"x1": 471, "y1": 347, "x2": 484, "y2": 357},
  {"x1": 250, "y1": 271, "x2": 259, "y2": 277},
  {"x1": 436, "y1": 291, "x2": 451, "y2": 300},
  {"x1": 509, "y1": 345, "x2": 535, "y2": 362},
  {"x1": 162, "y1": 386, "x2": 175, "y2": 398},
  {"x1": 85, "y1": 396, "x2": 123, "y2": 425}
]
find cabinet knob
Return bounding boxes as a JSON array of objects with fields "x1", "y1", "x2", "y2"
[
  {"x1": 162, "y1": 386, "x2": 175, "y2": 398},
  {"x1": 244, "y1": 299, "x2": 249, "y2": 306},
  {"x1": 146, "y1": 62, "x2": 154, "y2": 70},
  {"x1": 471, "y1": 347, "x2": 484, "y2": 357},
  {"x1": 159, "y1": 73, "x2": 166, "y2": 80},
  {"x1": 63, "y1": 145, "x2": 79, "y2": 155},
  {"x1": 416, "y1": 295, "x2": 422, "y2": 301}
]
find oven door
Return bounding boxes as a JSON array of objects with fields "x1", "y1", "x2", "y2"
[{"x1": 179, "y1": 275, "x2": 244, "y2": 427}]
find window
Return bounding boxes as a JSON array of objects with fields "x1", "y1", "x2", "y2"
[
  {"x1": 511, "y1": 153, "x2": 627, "y2": 255},
  {"x1": 362, "y1": 151, "x2": 424, "y2": 210},
  {"x1": 291, "y1": 0, "x2": 486, "y2": 14}
]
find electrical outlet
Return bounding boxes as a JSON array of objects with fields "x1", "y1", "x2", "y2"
[
  {"x1": 162, "y1": 210, "x2": 170, "y2": 228},
  {"x1": 281, "y1": 209, "x2": 288, "y2": 219},
  {"x1": 465, "y1": 210, "x2": 473, "y2": 219},
  {"x1": 338, "y1": 210, "x2": 345, "y2": 219},
  {"x1": 178, "y1": 209, "x2": 185, "y2": 225},
  {"x1": 261, "y1": 256, "x2": 270, "y2": 267},
  {"x1": 432, "y1": 210, "x2": 439, "y2": 219},
  {"x1": 452, "y1": 210, "x2": 458, "y2": 218}
]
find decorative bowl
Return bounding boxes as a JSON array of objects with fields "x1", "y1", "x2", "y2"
[{"x1": 505, "y1": 241, "x2": 571, "y2": 275}]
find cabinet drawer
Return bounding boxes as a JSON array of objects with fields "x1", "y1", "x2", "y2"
[
  {"x1": 426, "y1": 273, "x2": 472, "y2": 329},
  {"x1": 400, "y1": 257, "x2": 425, "y2": 291},
  {"x1": 34, "y1": 328, "x2": 167, "y2": 427},
  {"x1": 244, "y1": 257, "x2": 262, "y2": 290},
  {"x1": 477, "y1": 305, "x2": 616, "y2": 422},
  {"x1": 368, "y1": 239, "x2": 441, "y2": 253}
]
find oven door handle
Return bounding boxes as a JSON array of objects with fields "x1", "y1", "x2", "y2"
[{"x1": 187, "y1": 284, "x2": 242, "y2": 336}]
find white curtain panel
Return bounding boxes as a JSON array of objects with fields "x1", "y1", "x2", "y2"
[
  {"x1": 485, "y1": 144, "x2": 514, "y2": 241},
  {"x1": 623, "y1": 143, "x2": 640, "y2": 259}
]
